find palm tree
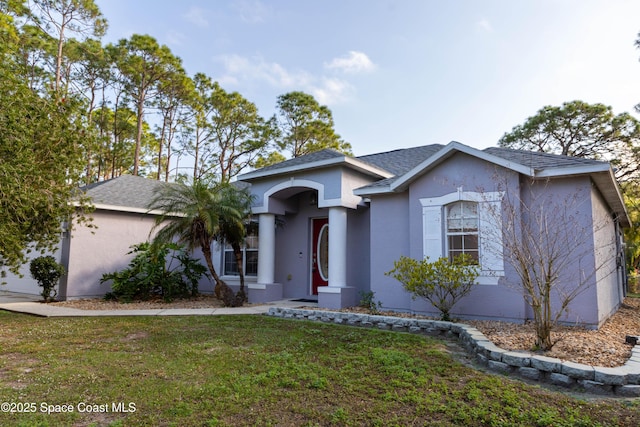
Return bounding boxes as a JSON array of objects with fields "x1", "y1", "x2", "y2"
[
  {"x1": 214, "y1": 184, "x2": 255, "y2": 302},
  {"x1": 148, "y1": 180, "x2": 243, "y2": 306}
]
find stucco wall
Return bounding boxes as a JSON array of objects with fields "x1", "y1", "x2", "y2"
[
  {"x1": 346, "y1": 204, "x2": 371, "y2": 296},
  {"x1": 591, "y1": 185, "x2": 623, "y2": 325},
  {"x1": 368, "y1": 153, "x2": 614, "y2": 326},
  {"x1": 64, "y1": 209, "x2": 212, "y2": 299},
  {"x1": 369, "y1": 192, "x2": 412, "y2": 310},
  {"x1": 519, "y1": 177, "x2": 602, "y2": 326},
  {"x1": 64, "y1": 210, "x2": 158, "y2": 298},
  {"x1": 400, "y1": 153, "x2": 525, "y2": 321},
  {"x1": 249, "y1": 169, "x2": 345, "y2": 213},
  {"x1": 1, "y1": 241, "x2": 63, "y2": 296}
]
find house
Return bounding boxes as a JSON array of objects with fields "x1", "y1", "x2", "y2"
[
  {"x1": 237, "y1": 141, "x2": 629, "y2": 327},
  {"x1": 2, "y1": 141, "x2": 629, "y2": 328}
]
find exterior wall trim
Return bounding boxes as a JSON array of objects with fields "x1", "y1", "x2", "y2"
[{"x1": 253, "y1": 178, "x2": 360, "y2": 214}]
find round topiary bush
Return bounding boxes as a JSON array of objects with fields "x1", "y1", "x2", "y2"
[{"x1": 30, "y1": 256, "x2": 65, "y2": 302}]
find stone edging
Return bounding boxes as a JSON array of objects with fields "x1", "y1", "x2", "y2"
[{"x1": 267, "y1": 307, "x2": 640, "y2": 397}]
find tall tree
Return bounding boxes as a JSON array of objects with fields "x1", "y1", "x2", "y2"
[
  {"x1": 274, "y1": 91, "x2": 352, "y2": 159},
  {"x1": 0, "y1": 7, "x2": 91, "y2": 274},
  {"x1": 67, "y1": 38, "x2": 110, "y2": 183},
  {"x1": 210, "y1": 82, "x2": 275, "y2": 183},
  {"x1": 14, "y1": 22, "x2": 54, "y2": 92},
  {"x1": 499, "y1": 101, "x2": 640, "y2": 181},
  {"x1": 153, "y1": 66, "x2": 192, "y2": 182},
  {"x1": 93, "y1": 105, "x2": 138, "y2": 179},
  {"x1": 181, "y1": 73, "x2": 217, "y2": 183},
  {"x1": 29, "y1": 0, "x2": 106, "y2": 93},
  {"x1": 109, "y1": 34, "x2": 183, "y2": 176}
]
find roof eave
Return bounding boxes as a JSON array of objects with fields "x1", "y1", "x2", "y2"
[
  {"x1": 590, "y1": 170, "x2": 631, "y2": 228},
  {"x1": 534, "y1": 163, "x2": 611, "y2": 178},
  {"x1": 72, "y1": 201, "x2": 182, "y2": 217},
  {"x1": 353, "y1": 184, "x2": 393, "y2": 196},
  {"x1": 238, "y1": 156, "x2": 393, "y2": 181}
]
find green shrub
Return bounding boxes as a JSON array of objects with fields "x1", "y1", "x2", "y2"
[
  {"x1": 30, "y1": 256, "x2": 65, "y2": 302},
  {"x1": 358, "y1": 290, "x2": 383, "y2": 314},
  {"x1": 101, "y1": 242, "x2": 208, "y2": 302},
  {"x1": 386, "y1": 254, "x2": 479, "y2": 321}
]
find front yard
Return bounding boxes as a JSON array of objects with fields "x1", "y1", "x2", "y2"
[{"x1": 0, "y1": 312, "x2": 637, "y2": 426}]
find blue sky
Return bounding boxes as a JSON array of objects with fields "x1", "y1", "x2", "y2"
[{"x1": 95, "y1": 0, "x2": 640, "y2": 156}]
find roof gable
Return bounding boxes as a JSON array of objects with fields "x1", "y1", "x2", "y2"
[{"x1": 353, "y1": 141, "x2": 628, "y2": 227}]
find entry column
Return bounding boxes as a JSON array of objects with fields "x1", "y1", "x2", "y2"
[
  {"x1": 328, "y1": 207, "x2": 347, "y2": 287},
  {"x1": 318, "y1": 206, "x2": 356, "y2": 309},
  {"x1": 257, "y1": 213, "x2": 275, "y2": 284},
  {"x1": 249, "y1": 213, "x2": 283, "y2": 303}
]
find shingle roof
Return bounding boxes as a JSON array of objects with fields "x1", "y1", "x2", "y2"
[
  {"x1": 356, "y1": 144, "x2": 445, "y2": 176},
  {"x1": 253, "y1": 145, "x2": 447, "y2": 177},
  {"x1": 81, "y1": 175, "x2": 171, "y2": 211},
  {"x1": 483, "y1": 147, "x2": 605, "y2": 169},
  {"x1": 242, "y1": 143, "x2": 612, "y2": 192},
  {"x1": 353, "y1": 142, "x2": 614, "y2": 194},
  {"x1": 253, "y1": 149, "x2": 345, "y2": 173}
]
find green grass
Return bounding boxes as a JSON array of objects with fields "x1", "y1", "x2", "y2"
[{"x1": 0, "y1": 312, "x2": 637, "y2": 426}]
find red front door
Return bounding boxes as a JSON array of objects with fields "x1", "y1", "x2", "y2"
[{"x1": 311, "y1": 218, "x2": 329, "y2": 294}]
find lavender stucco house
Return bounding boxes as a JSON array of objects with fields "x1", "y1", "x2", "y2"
[
  {"x1": 1, "y1": 141, "x2": 629, "y2": 327},
  {"x1": 237, "y1": 141, "x2": 629, "y2": 327}
]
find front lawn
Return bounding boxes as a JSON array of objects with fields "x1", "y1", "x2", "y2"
[{"x1": 0, "y1": 312, "x2": 637, "y2": 426}]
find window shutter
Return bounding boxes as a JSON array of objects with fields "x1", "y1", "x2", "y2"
[
  {"x1": 422, "y1": 206, "x2": 443, "y2": 260},
  {"x1": 479, "y1": 200, "x2": 504, "y2": 274}
]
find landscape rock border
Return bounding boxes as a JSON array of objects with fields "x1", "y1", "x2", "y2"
[{"x1": 267, "y1": 307, "x2": 640, "y2": 397}]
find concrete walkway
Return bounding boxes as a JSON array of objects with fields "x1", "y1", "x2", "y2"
[{"x1": 0, "y1": 291, "x2": 316, "y2": 317}]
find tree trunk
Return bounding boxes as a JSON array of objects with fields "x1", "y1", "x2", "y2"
[
  {"x1": 201, "y1": 243, "x2": 241, "y2": 307},
  {"x1": 232, "y1": 242, "x2": 247, "y2": 302},
  {"x1": 133, "y1": 95, "x2": 145, "y2": 176}
]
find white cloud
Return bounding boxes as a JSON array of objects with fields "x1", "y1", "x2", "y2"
[
  {"x1": 216, "y1": 54, "x2": 360, "y2": 105},
  {"x1": 476, "y1": 18, "x2": 494, "y2": 33},
  {"x1": 312, "y1": 78, "x2": 354, "y2": 105},
  {"x1": 325, "y1": 51, "x2": 376, "y2": 74},
  {"x1": 215, "y1": 54, "x2": 312, "y2": 88},
  {"x1": 233, "y1": 0, "x2": 269, "y2": 23},
  {"x1": 183, "y1": 6, "x2": 209, "y2": 28}
]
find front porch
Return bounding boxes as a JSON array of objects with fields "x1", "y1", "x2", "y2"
[{"x1": 247, "y1": 187, "x2": 363, "y2": 310}]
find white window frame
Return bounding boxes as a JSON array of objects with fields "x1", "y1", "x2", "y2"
[
  {"x1": 445, "y1": 200, "x2": 480, "y2": 262},
  {"x1": 420, "y1": 190, "x2": 505, "y2": 285},
  {"x1": 222, "y1": 232, "x2": 259, "y2": 278}
]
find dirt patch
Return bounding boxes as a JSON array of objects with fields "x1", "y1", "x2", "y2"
[
  {"x1": 466, "y1": 300, "x2": 639, "y2": 367},
  {"x1": 53, "y1": 295, "x2": 227, "y2": 310},
  {"x1": 123, "y1": 331, "x2": 149, "y2": 341}
]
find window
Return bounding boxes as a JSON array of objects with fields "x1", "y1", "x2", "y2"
[
  {"x1": 421, "y1": 190, "x2": 505, "y2": 285},
  {"x1": 446, "y1": 201, "x2": 479, "y2": 262},
  {"x1": 223, "y1": 232, "x2": 259, "y2": 277}
]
